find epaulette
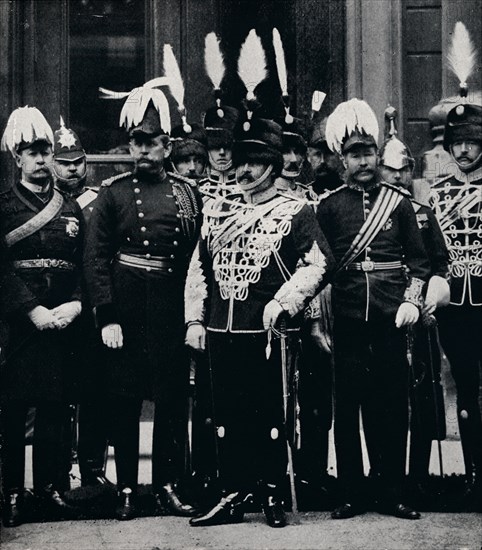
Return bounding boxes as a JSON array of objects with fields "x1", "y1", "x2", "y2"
[
  {"x1": 101, "y1": 171, "x2": 132, "y2": 187},
  {"x1": 317, "y1": 183, "x2": 348, "y2": 202},
  {"x1": 167, "y1": 171, "x2": 198, "y2": 188},
  {"x1": 381, "y1": 182, "x2": 411, "y2": 197}
]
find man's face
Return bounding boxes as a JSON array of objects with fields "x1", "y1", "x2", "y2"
[
  {"x1": 209, "y1": 146, "x2": 233, "y2": 167},
  {"x1": 343, "y1": 146, "x2": 378, "y2": 184},
  {"x1": 307, "y1": 143, "x2": 341, "y2": 177},
  {"x1": 379, "y1": 164, "x2": 413, "y2": 189},
  {"x1": 15, "y1": 141, "x2": 53, "y2": 183},
  {"x1": 129, "y1": 134, "x2": 171, "y2": 175},
  {"x1": 174, "y1": 154, "x2": 206, "y2": 178},
  {"x1": 451, "y1": 140, "x2": 482, "y2": 169},
  {"x1": 54, "y1": 157, "x2": 87, "y2": 189},
  {"x1": 282, "y1": 146, "x2": 304, "y2": 175},
  {"x1": 236, "y1": 162, "x2": 269, "y2": 187}
]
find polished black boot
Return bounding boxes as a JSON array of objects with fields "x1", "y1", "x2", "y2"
[
  {"x1": 38, "y1": 485, "x2": 78, "y2": 520},
  {"x1": 115, "y1": 487, "x2": 137, "y2": 521},
  {"x1": 190, "y1": 492, "x2": 250, "y2": 527},
  {"x1": 331, "y1": 502, "x2": 365, "y2": 519},
  {"x1": 2, "y1": 491, "x2": 23, "y2": 527},
  {"x1": 154, "y1": 482, "x2": 196, "y2": 517},
  {"x1": 262, "y1": 495, "x2": 287, "y2": 528},
  {"x1": 380, "y1": 502, "x2": 421, "y2": 520}
]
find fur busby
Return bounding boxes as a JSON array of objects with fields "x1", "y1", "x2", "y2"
[
  {"x1": 443, "y1": 103, "x2": 482, "y2": 150},
  {"x1": 1, "y1": 106, "x2": 54, "y2": 156},
  {"x1": 203, "y1": 105, "x2": 239, "y2": 150},
  {"x1": 232, "y1": 117, "x2": 283, "y2": 173},
  {"x1": 277, "y1": 116, "x2": 308, "y2": 153},
  {"x1": 170, "y1": 122, "x2": 208, "y2": 162}
]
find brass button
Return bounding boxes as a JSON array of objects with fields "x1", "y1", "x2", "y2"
[
  {"x1": 134, "y1": 187, "x2": 140, "y2": 194},
  {"x1": 133, "y1": 178, "x2": 138, "y2": 183},
  {"x1": 173, "y1": 241, "x2": 178, "y2": 246},
  {"x1": 364, "y1": 209, "x2": 370, "y2": 215},
  {"x1": 170, "y1": 254, "x2": 175, "y2": 259},
  {"x1": 140, "y1": 226, "x2": 147, "y2": 232},
  {"x1": 145, "y1": 266, "x2": 151, "y2": 272},
  {"x1": 366, "y1": 247, "x2": 372, "y2": 253},
  {"x1": 176, "y1": 213, "x2": 181, "y2": 219},
  {"x1": 138, "y1": 212, "x2": 144, "y2": 218},
  {"x1": 136, "y1": 199, "x2": 142, "y2": 205},
  {"x1": 143, "y1": 240, "x2": 149, "y2": 246},
  {"x1": 146, "y1": 253, "x2": 151, "y2": 259},
  {"x1": 170, "y1": 179, "x2": 174, "y2": 184},
  {"x1": 175, "y1": 227, "x2": 181, "y2": 233},
  {"x1": 168, "y1": 268, "x2": 173, "y2": 273}
]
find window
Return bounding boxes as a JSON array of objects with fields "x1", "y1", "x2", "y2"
[{"x1": 69, "y1": 0, "x2": 146, "y2": 154}]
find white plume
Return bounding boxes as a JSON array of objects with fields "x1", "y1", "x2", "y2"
[
  {"x1": 325, "y1": 98, "x2": 379, "y2": 155},
  {"x1": 204, "y1": 32, "x2": 225, "y2": 91},
  {"x1": 447, "y1": 22, "x2": 477, "y2": 87},
  {"x1": 311, "y1": 90, "x2": 326, "y2": 113},
  {"x1": 1, "y1": 106, "x2": 54, "y2": 156},
  {"x1": 163, "y1": 44, "x2": 185, "y2": 113},
  {"x1": 272, "y1": 28, "x2": 288, "y2": 96},
  {"x1": 99, "y1": 87, "x2": 131, "y2": 99},
  {"x1": 119, "y1": 87, "x2": 171, "y2": 135},
  {"x1": 237, "y1": 29, "x2": 267, "y2": 100}
]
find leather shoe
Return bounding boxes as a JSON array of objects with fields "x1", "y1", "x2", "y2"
[
  {"x1": 155, "y1": 483, "x2": 196, "y2": 517},
  {"x1": 2, "y1": 491, "x2": 23, "y2": 527},
  {"x1": 190, "y1": 492, "x2": 249, "y2": 527},
  {"x1": 331, "y1": 503, "x2": 365, "y2": 519},
  {"x1": 262, "y1": 495, "x2": 286, "y2": 528},
  {"x1": 38, "y1": 485, "x2": 78, "y2": 520},
  {"x1": 115, "y1": 487, "x2": 137, "y2": 521},
  {"x1": 383, "y1": 503, "x2": 421, "y2": 520}
]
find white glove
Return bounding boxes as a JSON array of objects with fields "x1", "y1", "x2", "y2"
[
  {"x1": 101, "y1": 323, "x2": 124, "y2": 349},
  {"x1": 423, "y1": 275, "x2": 450, "y2": 316},
  {"x1": 395, "y1": 302, "x2": 420, "y2": 328},
  {"x1": 185, "y1": 323, "x2": 206, "y2": 352},
  {"x1": 310, "y1": 319, "x2": 332, "y2": 354},
  {"x1": 51, "y1": 300, "x2": 82, "y2": 329},
  {"x1": 28, "y1": 306, "x2": 60, "y2": 331},
  {"x1": 263, "y1": 299, "x2": 285, "y2": 330}
]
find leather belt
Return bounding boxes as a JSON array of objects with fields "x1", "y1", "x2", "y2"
[
  {"x1": 12, "y1": 258, "x2": 75, "y2": 270},
  {"x1": 116, "y1": 253, "x2": 175, "y2": 273},
  {"x1": 345, "y1": 260, "x2": 403, "y2": 272}
]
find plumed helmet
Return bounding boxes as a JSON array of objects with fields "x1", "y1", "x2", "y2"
[
  {"x1": 1, "y1": 106, "x2": 54, "y2": 156},
  {"x1": 53, "y1": 116, "x2": 86, "y2": 161},
  {"x1": 379, "y1": 106, "x2": 414, "y2": 170},
  {"x1": 203, "y1": 105, "x2": 239, "y2": 150},
  {"x1": 170, "y1": 122, "x2": 208, "y2": 163},
  {"x1": 443, "y1": 103, "x2": 482, "y2": 150}
]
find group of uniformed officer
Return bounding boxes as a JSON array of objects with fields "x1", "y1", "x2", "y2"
[{"x1": 0, "y1": 25, "x2": 481, "y2": 530}]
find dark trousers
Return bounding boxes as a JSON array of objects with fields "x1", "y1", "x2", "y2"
[
  {"x1": 78, "y1": 399, "x2": 110, "y2": 483},
  {"x1": 437, "y1": 304, "x2": 482, "y2": 477},
  {"x1": 207, "y1": 332, "x2": 288, "y2": 494},
  {"x1": 1, "y1": 401, "x2": 72, "y2": 494},
  {"x1": 108, "y1": 396, "x2": 188, "y2": 492},
  {"x1": 333, "y1": 317, "x2": 409, "y2": 505}
]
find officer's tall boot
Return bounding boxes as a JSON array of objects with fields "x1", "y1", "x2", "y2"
[{"x1": 458, "y1": 409, "x2": 482, "y2": 504}]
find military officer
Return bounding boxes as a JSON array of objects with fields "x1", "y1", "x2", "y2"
[
  {"x1": 52, "y1": 119, "x2": 112, "y2": 488},
  {"x1": 429, "y1": 67, "x2": 482, "y2": 500},
  {"x1": 0, "y1": 107, "x2": 83, "y2": 526},
  {"x1": 317, "y1": 98, "x2": 430, "y2": 520},
  {"x1": 84, "y1": 82, "x2": 202, "y2": 520},
  {"x1": 185, "y1": 111, "x2": 334, "y2": 528},
  {"x1": 169, "y1": 123, "x2": 208, "y2": 182},
  {"x1": 377, "y1": 107, "x2": 450, "y2": 496}
]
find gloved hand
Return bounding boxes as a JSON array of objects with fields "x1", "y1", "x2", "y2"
[
  {"x1": 395, "y1": 302, "x2": 419, "y2": 328},
  {"x1": 423, "y1": 275, "x2": 450, "y2": 316},
  {"x1": 101, "y1": 323, "x2": 123, "y2": 349},
  {"x1": 28, "y1": 306, "x2": 60, "y2": 331},
  {"x1": 263, "y1": 299, "x2": 285, "y2": 330},
  {"x1": 51, "y1": 300, "x2": 82, "y2": 329},
  {"x1": 310, "y1": 319, "x2": 332, "y2": 354},
  {"x1": 185, "y1": 323, "x2": 206, "y2": 352}
]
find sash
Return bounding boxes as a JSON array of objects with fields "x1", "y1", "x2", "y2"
[
  {"x1": 336, "y1": 185, "x2": 403, "y2": 273},
  {"x1": 438, "y1": 186, "x2": 481, "y2": 231},
  {"x1": 210, "y1": 196, "x2": 292, "y2": 258},
  {"x1": 4, "y1": 189, "x2": 64, "y2": 248}
]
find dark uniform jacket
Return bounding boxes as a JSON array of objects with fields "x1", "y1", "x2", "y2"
[
  {"x1": 316, "y1": 179, "x2": 430, "y2": 321},
  {"x1": 185, "y1": 192, "x2": 335, "y2": 333},
  {"x1": 430, "y1": 167, "x2": 482, "y2": 305},
  {"x1": 84, "y1": 170, "x2": 202, "y2": 399},
  {"x1": 0, "y1": 181, "x2": 84, "y2": 401}
]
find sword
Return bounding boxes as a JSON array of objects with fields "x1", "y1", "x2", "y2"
[{"x1": 279, "y1": 318, "x2": 298, "y2": 514}]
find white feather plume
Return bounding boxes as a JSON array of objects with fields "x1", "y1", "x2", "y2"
[
  {"x1": 119, "y1": 87, "x2": 171, "y2": 135},
  {"x1": 311, "y1": 90, "x2": 326, "y2": 113},
  {"x1": 204, "y1": 32, "x2": 225, "y2": 91},
  {"x1": 237, "y1": 29, "x2": 267, "y2": 100},
  {"x1": 1, "y1": 106, "x2": 54, "y2": 156},
  {"x1": 163, "y1": 44, "x2": 185, "y2": 112},
  {"x1": 272, "y1": 28, "x2": 288, "y2": 96},
  {"x1": 447, "y1": 22, "x2": 476, "y2": 87},
  {"x1": 325, "y1": 98, "x2": 379, "y2": 155}
]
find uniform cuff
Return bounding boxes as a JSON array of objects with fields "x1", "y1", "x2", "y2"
[{"x1": 403, "y1": 277, "x2": 425, "y2": 308}]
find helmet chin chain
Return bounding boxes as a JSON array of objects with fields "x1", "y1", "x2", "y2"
[
  {"x1": 237, "y1": 164, "x2": 275, "y2": 204},
  {"x1": 451, "y1": 147, "x2": 482, "y2": 173},
  {"x1": 208, "y1": 152, "x2": 233, "y2": 173},
  {"x1": 281, "y1": 167, "x2": 301, "y2": 179},
  {"x1": 52, "y1": 165, "x2": 86, "y2": 192}
]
